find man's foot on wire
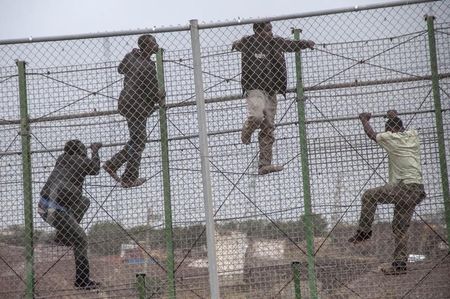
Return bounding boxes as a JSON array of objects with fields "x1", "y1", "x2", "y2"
[
  {"x1": 102, "y1": 164, "x2": 121, "y2": 183},
  {"x1": 381, "y1": 262, "x2": 407, "y2": 275},
  {"x1": 74, "y1": 279, "x2": 101, "y2": 290},
  {"x1": 258, "y1": 165, "x2": 284, "y2": 175},
  {"x1": 348, "y1": 230, "x2": 372, "y2": 244},
  {"x1": 121, "y1": 178, "x2": 147, "y2": 188}
]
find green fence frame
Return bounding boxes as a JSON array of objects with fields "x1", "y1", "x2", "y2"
[
  {"x1": 156, "y1": 49, "x2": 176, "y2": 298},
  {"x1": 17, "y1": 60, "x2": 35, "y2": 299},
  {"x1": 426, "y1": 15, "x2": 450, "y2": 248},
  {"x1": 293, "y1": 28, "x2": 318, "y2": 299}
]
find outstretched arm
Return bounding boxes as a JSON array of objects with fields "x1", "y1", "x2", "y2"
[
  {"x1": 274, "y1": 37, "x2": 315, "y2": 52},
  {"x1": 359, "y1": 112, "x2": 378, "y2": 142}
]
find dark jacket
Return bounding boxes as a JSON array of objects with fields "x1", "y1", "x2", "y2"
[
  {"x1": 233, "y1": 35, "x2": 311, "y2": 96},
  {"x1": 40, "y1": 153, "x2": 100, "y2": 210},
  {"x1": 118, "y1": 49, "x2": 159, "y2": 119}
]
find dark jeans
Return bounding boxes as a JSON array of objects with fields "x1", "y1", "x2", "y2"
[
  {"x1": 105, "y1": 116, "x2": 147, "y2": 182},
  {"x1": 40, "y1": 196, "x2": 91, "y2": 284}
]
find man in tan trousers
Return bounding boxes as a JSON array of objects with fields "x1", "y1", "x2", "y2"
[
  {"x1": 349, "y1": 110, "x2": 426, "y2": 275},
  {"x1": 232, "y1": 22, "x2": 314, "y2": 175}
]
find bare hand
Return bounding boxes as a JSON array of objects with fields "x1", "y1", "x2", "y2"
[
  {"x1": 359, "y1": 112, "x2": 372, "y2": 122},
  {"x1": 386, "y1": 110, "x2": 398, "y2": 119},
  {"x1": 306, "y1": 40, "x2": 315, "y2": 49},
  {"x1": 90, "y1": 143, "x2": 103, "y2": 151}
]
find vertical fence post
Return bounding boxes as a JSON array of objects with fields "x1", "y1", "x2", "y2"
[
  {"x1": 156, "y1": 49, "x2": 176, "y2": 298},
  {"x1": 426, "y1": 16, "x2": 450, "y2": 245},
  {"x1": 293, "y1": 29, "x2": 318, "y2": 299},
  {"x1": 291, "y1": 261, "x2": 302, "y2": 299},
  {"x1": 17, "y1": 60, "x2": 35, "y2": 299},
  {"x1": 136, "y1": 273, "x2": 147, "y2": 299},
  {"x1": 189, "y1": 19, "x2": 220, "y2": 299}
]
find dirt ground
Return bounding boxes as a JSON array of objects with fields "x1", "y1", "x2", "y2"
[{"x1": 1, "y1": 222, "x2": 449, "y2": 298}]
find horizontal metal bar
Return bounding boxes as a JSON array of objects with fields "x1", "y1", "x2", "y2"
[
  {"x1": 0, "y1": 0, "x2": 438, "y2": 45},
  {"x1": 1, "y1": 72, "x2": 448, "y2": 126},
  {"x1": 1, "y1": 108, "x2": 445, "y2": 157},
  {"x1": 0, "y1": 26, "x2": 191, "y2": 46},
  {"x1": 197, "y1": 0, "x2": 440, "y2": 30}
]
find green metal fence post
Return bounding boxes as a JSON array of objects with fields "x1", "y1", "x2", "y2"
[
  {"x1": 136, "y1": 273, "x2": 147, "y2": 299},
  {"x1": 17, "y1": 60, "x2": 35, "y2": 299},
  {"x1": 156, "y1": 48, "x2": 176, "y2": 298},
  {"x1": 426, "y1": 16, "x2": 450, "y2": 245},
  {"x1": 293, "y1": 29, "x2": 318, "y2": 299},
  {"x1": 291, "y1": 261, "x2": 302, "y2": 299}
]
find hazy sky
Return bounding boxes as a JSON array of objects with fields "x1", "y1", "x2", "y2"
[{"x1": 0, "y1": 0, "x2": 395, "y2": 40}]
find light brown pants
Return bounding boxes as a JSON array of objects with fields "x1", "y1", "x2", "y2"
[{"x1": 241, "y1": 90, "x2": 278, "y2": 167}]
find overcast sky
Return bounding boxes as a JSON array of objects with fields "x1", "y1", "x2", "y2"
[{"x1": 0, "y1": 0, "x2": 396, "y2": 40}]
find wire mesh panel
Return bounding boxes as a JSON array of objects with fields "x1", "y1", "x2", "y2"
[
  {"x1": 0, "y1": 1, "x2": 449, "y2": 298},
  {"x1": 196, "y1": 1, "x2": 450, "y2": 298},
  {"x1": 0, "y1": 65, "x2": 27, "y2": 298}
]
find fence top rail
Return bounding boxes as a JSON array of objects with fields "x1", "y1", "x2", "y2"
[{"x1": 0, "y1": 0, "x2": 439, "y2": 45}]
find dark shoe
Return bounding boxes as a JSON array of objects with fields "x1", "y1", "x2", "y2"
[
  {"x1": 348, "y1": 230, "x2": 372, "y2": 244},
  {"x1": 74, "y1": 279, "x2": 101, "y2": 290},
  {"x1": 258, "y1": 165, "x2": 284, "y2": 175},
  {"x1": 381, "y1": 262, "x2": 407, "y2": 275},
  {"x1": 121, "y1": 177, "x2": 147, "y2": 188}
]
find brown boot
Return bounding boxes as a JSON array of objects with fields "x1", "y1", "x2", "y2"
[{"x1": 258, "y1": 165, "x2": 283, "y2": 175}]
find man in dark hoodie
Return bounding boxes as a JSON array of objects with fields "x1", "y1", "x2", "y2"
[
  {"x1": 39, "y1": 140, "x2": 102, "y2": 290},
  {"x1": 232, "y1": 21, "x2": 315, "y2": 175},
  {"x1": 103, "y1": 34, "x2": 164, "y2": 188}
]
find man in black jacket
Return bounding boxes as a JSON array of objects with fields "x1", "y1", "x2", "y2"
[
  {"x1": 103, "y1": 34, "x2": 164, "y2": 188},
  {"x1": 232, "y1": 22, "x2": 314, "y2": 175},
  {"x1": 39, "y1": 140, "x2": 102, "y2": 289}
]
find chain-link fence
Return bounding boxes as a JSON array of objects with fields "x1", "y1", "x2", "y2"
[{"x1": 1, "y1": 0, "x2": 449, "y2": 298}]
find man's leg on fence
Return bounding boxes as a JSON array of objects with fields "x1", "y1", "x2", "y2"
[
  {"x1": 349, "y1": 184, "x2": 403, "y2": 243},
  {"x1": 241, "y1": 90, "x2": 265, "y2": 145},
  {"x1": 258, "y1": 93, "x2": 283, "y2": 175}
]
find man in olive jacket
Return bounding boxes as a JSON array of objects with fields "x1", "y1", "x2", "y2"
[
  {"x1": 103, "y1": 34, "x2": 164, "y2": 188},
  {"x1": 232, "y1": 22, "x2": 315, "y2": 175}
]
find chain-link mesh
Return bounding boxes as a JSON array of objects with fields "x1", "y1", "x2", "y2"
[{"x1": 1, "y1": 1, "x2": 449, "y2": 298}]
